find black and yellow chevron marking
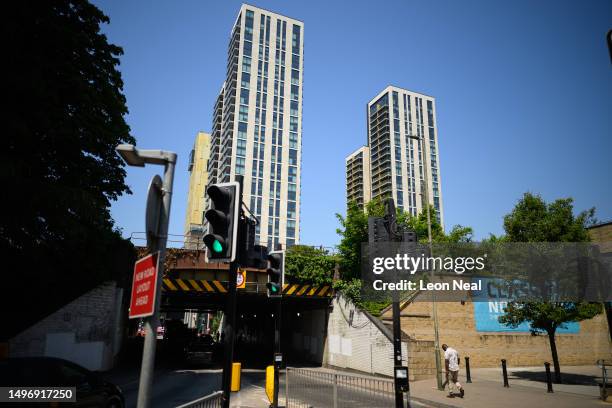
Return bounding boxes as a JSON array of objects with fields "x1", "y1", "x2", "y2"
[
  {"x1": 282, "y1": 283, "x2": 332, "y2": 297},
  {"x1": 162, "y1": 279, "x2": 332, "y2": 297},
  {"x1": 163, "y1": 278, "x2": 227, "y2": 293}
]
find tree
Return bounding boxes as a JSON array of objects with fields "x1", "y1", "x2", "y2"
[
  {"x1": 2, "y1": 1, "x2": 136, "y2": 338},
  {"x1": 498, "y1": 193, "x2": 599, "y2": 383},
  {"x1": 285, "y1": 245, "x2": 338, "y2": 285},
  {"x1": 336, "y1": 198, "x2": 473, "y2": 280},
  {"x1": 499, "y1": 302, "x2": 601, "y2": 383}
]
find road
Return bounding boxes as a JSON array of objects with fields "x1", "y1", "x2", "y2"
[
  {"x1": 104, "y1": 364, "x2": 280, "y2": 408},
  {"x1": 104, "y1": 365, "x2": 439, "y2": 408}
]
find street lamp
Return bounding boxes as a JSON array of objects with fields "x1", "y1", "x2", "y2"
[
  {"x1": 407, "y1": 133, "x2": 444, "y2": 391},
  {"x1": 116, "y1": 144, "x2": 177, "y2": 408}
]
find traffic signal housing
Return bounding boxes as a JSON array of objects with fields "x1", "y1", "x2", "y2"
[
  {"x1": 266, "y1": 251, "x2": 285, "y2": 298},
  {"x1": 203, "y1": 182, "x2": 240, "y2": 262}
]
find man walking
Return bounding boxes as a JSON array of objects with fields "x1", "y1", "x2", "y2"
[{"x1": 442, "y1": 344, "x2": 464, "y2": 398}]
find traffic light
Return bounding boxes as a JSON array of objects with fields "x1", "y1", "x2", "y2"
[
  {"x1": 266, "y1": 251, "x2": 285, "y2": 298},
  {"x1": 243, "y1": 216, "x2": 268, "y2": 269},
  {"x1": 203, "y1": 182, "x2": 240, "y2": 262},
  {"x1": 368, "y1": 216, "x2": 389, "y2": 243}
]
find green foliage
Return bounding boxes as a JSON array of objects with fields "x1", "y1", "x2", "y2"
[
  {"x1": 332, "y1": 278, "x2": 363, "y2": 305},
  {"x1": 2, "y1": 1, "x2": 136, "y2": 338},
  {"x1": 285, "y1": 245, "x2": 337, "y2": 285},
  {"x1": 336, "y1": 198, "x2": 473, "y2": 281},
  {"x1": 499, "y1": 302, "x2": 601, "y2": 334},
  {"x1": 503, "y1": 193, "x2": 595, "y2": 243},
  {"x1": 334, "y1": 199, "x2": 474, "y2": 314}
]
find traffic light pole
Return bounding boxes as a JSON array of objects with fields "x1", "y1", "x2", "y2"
[
  {"x1": 273, "y1": 297, "x2": 282, "y2": 408},
  {"x1": 384, "y1": 199, "x2": 408, "y2": 408},
  {"x1": 221, "y1": 176, "x2": 244, "y2": 408},
  {"x1": 221, "y1": 260, "x2": 239, "y2": 408}
]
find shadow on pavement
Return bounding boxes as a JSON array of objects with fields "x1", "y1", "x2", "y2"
[{"x1": 511, "y1": 370, "x2": 599, "y2": 386}]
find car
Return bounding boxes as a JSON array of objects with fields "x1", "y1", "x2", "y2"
[
  {"x1": 184, "y1": 335, "x2": 215, "y2": 365},
  {"x1": 0, "y1": 357, "x2": 124, "y2": 407}
]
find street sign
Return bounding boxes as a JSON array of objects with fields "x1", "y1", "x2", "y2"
[
  {"x1": 129, "y1": 252, "x2": 160, "y2": 319},
  {"x1": 237, "y1": 269, "x2": 246, "y2": 289},
  {"x1": 145, "y1": 175, "x2": 163, "y2": 251}
]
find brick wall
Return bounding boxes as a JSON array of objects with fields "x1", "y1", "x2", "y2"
[
  {"x1": 9, "y1": 281, "x2": 123, "y2": 371},
  {"x1": 381, "y1": 300, "x2": 612, "y2": 371}
]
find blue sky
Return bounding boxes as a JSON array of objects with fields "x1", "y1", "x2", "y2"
[{"x1": 98, "y1": 0, "x2": 612, "y2": 248}]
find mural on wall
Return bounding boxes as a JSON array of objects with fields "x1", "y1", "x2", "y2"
[{"x1": 471, "y1": 278, "x2": 580, "y2": 333}]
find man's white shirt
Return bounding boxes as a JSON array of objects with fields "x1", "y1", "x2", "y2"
[{"x1": 445, "y1": 347, "x2": 459, "y2": 371}]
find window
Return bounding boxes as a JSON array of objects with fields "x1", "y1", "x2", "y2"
[
  {"x1": 241, "y1": 73, "x2": 250, "y2": 88},
  {"x1": 243, "y1": 41, "x2": 252, "y2": 57},
  {"x1": 287, "y1": 201, "x2": 296, "y2": 218},
  {"x1": 289, "y1": 149, "x2": 298, "y2": 165},
  {"x1": 286, "y1": 219, "x2": 296, "y2": 238},
  {"x1": 237, "y1": 139, "x2": 246, "y2": 156},
  {"x1": 291, "y1": 85, "x2": 299, "y2": 101},
  {"x1": 235, "y1": 157, "x2": 245, "y2": 175},
  {"x1": 289, "y1": 132, "x2": 298, "y2": 149},
  {"x1": 290, "y1": 116, "x2": 298, "y2": 132},
  {"x1": 291, "y1": 69, "x2": 299, "y2": 86},
  {"x1": 288, "y1": 183, "x2": 297, "y2": 201},
  {"x1": 239, "y1": 105, "x2": 248, "y2": 121},
  {"x1": 292, "y1": 25, "x2": 301, "y2": 50},
  {"x1": 290, "y1": 100, "x2": 299, "y2": 116},
  {"x1": 238, "y1": 122, "x2": 247, "y2": 139},
  {"x1": 240, "y1": 89, "x2": 249, "y2": 106},
  {"x1": 292, "y1": 54, "x2": 300, "y2": 69},
  {"x1": 242, "y1": 56, "x2": 251, "y2": 73}
]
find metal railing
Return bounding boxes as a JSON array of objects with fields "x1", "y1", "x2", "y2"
[
  {"x1": 175, "y1": 391, "x2": 223, "y2": 408},
  {"x1": 285, "y1": 367, "x2": 395, "y2": 408}
]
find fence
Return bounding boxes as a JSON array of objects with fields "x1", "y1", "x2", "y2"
[
  {"x1": 285, "y1": 367, "x2": 396, "y2": 408},
  {"x1": 175, "y1": 391, "x2": 223, "y2": 408}
]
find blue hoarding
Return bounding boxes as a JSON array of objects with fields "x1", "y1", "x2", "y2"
[{"x1": 471, "y1": 277, "x2": 580, "y2": 333}]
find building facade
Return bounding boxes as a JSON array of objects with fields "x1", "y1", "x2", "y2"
[
  {"x1": 184, "y1": 132, "x2": 211, "y2": 248},
  {"x1": 206, "y1": 4, "x2": 304, "y2": 249},
  {"x1": 345, "y1": 146, "x2": 371, "y2": 208},
  {"x1": 347, "y1": 86, "x2": 444, "y2": 224}
]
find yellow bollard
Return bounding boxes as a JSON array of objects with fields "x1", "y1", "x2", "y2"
[
  {"x1": 231, "y1": 362, "x2": 241, "y2": 392},
  {"x1": 265, "y1": 365, "x2": 275, "y2": 403}
]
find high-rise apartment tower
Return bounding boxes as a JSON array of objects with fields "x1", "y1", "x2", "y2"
[
  {"x1": 346, "y1": 86, "x2": 444, "y2": 225},
  {"x1": 207, "y1": 4, "x2": 304, "y2": 249}
]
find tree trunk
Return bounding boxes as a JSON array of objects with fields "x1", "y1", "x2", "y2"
[{"x1": 547, "y1": 329, "x2": 562, "y2": 383}]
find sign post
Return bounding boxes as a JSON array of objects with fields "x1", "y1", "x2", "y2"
[
  {"x1": 115, "y1": 144, "x2": 177, "y2": 408},
  {"x1": 129, "y1": 252, "x2": 160, "y2": 319}
]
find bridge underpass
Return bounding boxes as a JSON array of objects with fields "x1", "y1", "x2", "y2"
[{"x1": 155, "y1": 249, "x2": 333, "y2": 368}]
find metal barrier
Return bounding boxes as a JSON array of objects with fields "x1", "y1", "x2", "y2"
[
  {"x1": 285, "y1": 367, "x2": 396, "y2": 408},
  {"x1": 175, "y1": 391, "x2": 223, "y2": 408}
]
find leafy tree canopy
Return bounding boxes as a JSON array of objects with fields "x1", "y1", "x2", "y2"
[
  {"x1": 285, "y1": 245, "x2": 338, "y2": 286},
  {"x1": 2, "y1": 0, "x2": 136, "y2": 338},
  {"x1": 498, "y1": 192, "x2": 600, "y2": 383},
  {"x1": 336, "y1": 197, "x2": 473, "y2": 280}
]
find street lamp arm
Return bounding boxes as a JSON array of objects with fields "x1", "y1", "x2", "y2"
[{"x1": 116, "y1": 144, "x2": 177, "y2": 166}]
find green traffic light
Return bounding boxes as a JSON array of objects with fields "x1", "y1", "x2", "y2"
[
  {"x1": 212, "y1": 239, "x2": 223, "y2": 253},
  {"x1": 271, "y1": 285, "x2": 279, "y2": 292}
]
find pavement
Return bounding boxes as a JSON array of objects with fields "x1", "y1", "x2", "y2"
[{"x1": 408, "y1": 365, "x2": 610, "y2": 408}]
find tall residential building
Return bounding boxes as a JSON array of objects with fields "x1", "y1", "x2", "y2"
[
  {"x1": 206, "y1": 4, "x2": 304, "y2": 249},
  {"x1": 184, "y1": 132, "x2": 211, "y2": 248},
  {"x1": 346, "y1": 86, "x2": 444, "y2": 225},
  {"x1": 345, "y1": 146, "x2": 371, "y2": 208}
]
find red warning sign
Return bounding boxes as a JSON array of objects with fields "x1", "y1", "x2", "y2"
[{"x1": 129, "y1": 252, "x2": 160, "y2": 319}]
